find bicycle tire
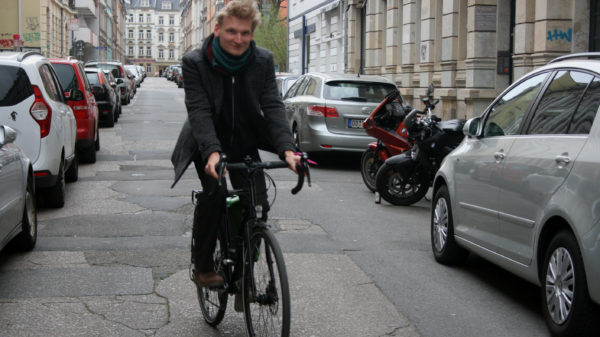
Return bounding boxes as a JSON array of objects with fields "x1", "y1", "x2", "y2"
[
  {"x1": 243, "y1": 227, "x2": 290, "y2": 337},
  {"x1": 196, "y1": 235, "x2": 228, "y2": 326}
]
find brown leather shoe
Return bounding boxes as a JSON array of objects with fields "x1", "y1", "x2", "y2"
[{"x1": 194, "y1": 271, "x2": 224, "y2": 287}]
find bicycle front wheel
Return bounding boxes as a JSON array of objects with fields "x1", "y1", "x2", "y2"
[{"x1": 243, "y1": 228, "x2": 290, "y2": 337}]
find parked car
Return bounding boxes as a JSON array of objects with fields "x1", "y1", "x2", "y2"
[
  {"x1": 136, "y1": 65, "x2": 146, "y2": 81},
  {"x1": 85, "y1": 67, "x2": 119, "y2": 127},
  {"x1": 85, "y1": 60, "x2": 133, "y2": 105},
  {"x1": 50, "y1": 57, "x2": 100, "y2": 163},
  {"x1": 172, "y1": 66, "x2": 183, "y2": 88},
  {"x1": 275, "y1": 72, "x2": 298, "y2": 97},
  {"x1": 0, "y1": 125, "x2": 37, "y2": 252},
  {"x1": 124, "y1": 65, "x2": 142, "y2": 88},
  {"x1": 431, "y1": 53, "x2": 600, "y2": 336},
  {"x1": 0, "y1": 51, "x2": 77, "y2": 208},
  {"x1": 283, "y1": 72, "x2": 397, "y2": 153},
  {"x1": 102, "y1": 69, "x2": 122, "y2": 118}
]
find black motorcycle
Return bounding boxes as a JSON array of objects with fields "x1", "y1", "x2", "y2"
[{"x1": 375, "y1": 85, "x2": 465, "y2": 206}]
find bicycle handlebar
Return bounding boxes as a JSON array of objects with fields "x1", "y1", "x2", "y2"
[{"x1": 217, "y1": 153, "x2": 311, "y2": 195}]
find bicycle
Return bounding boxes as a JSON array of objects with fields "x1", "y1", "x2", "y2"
[{"x1": 191, "y1": 152, "x2": 311, "y2": 337}]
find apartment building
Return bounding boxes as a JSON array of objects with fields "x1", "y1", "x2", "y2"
[
  {"x1": 289, "y1": 0, "x2": 598, "y2": 119},
  {"x1": 125, "y1": 0, "x2": 181, "y2": 76}
]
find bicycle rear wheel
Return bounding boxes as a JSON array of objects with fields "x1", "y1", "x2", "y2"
[
  {"x1": 243, "y1": 228, "x2": 290, "y2": 337},
  {"x1": 196, "y1": 236, "x2": 228, "y2": 326}
]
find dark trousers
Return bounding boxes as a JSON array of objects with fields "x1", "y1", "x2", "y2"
[{"x1": 191, "y1": 156, "x2": 268, "y2": 272}]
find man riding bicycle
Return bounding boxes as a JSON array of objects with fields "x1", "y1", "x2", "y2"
[{"x1": 171, "y1": 0, "x2": 300, "y2": 288}]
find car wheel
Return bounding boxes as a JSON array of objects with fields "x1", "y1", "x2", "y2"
[
  {"x1": 46, "y1": 158, "x2": 65, "y2": 208},
  {"x1": 65, "y1": 155, "x2": 79, "y2": 182},
  {"x1": 431, "y1": 185, "x2": 469, "y2": 265},
  {"x1": 15, "y1": 175, "x2": 37, "y2": 250},
  {"x1": 95, "y1": 130, "x2": 100, "y2": 151},
  {"x1": 80, "y1": 143, "x2": 96, "y2": 164},
  {"x1": 541, "y1": 231, "x2": 600, "y2": 337},
  {"x1": 106, "y1": 109, "x2": 115, "y2": 127}
]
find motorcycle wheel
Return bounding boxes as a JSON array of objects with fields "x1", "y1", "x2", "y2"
[
  {"x1": 360, "y1": 148, "x2": 382, "y2": 192},
  {"x1": 375, "y1": 163, "x2": 428, "y2": 206}
]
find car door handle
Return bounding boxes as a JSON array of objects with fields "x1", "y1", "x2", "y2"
[
  {"x1": 494, "y1": 151, "x2": 505, "y2": 162},
  {"x1": 555, "y1": 154, "x2": 571, "y2": 166}
]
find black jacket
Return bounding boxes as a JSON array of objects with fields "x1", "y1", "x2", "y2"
[{"x1": 170, "y1": 34, "x2": 295, "y2": 187}]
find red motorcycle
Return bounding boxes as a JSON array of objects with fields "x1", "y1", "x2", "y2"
[{"x1": 360, "y1": 90, "x2": 412, "y2": 191}]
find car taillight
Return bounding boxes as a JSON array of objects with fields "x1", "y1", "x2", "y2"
[
  {"x1": 121, "y1": 86, "x2": 126, "y2": 94},
  {"x1": 30, "y1": 85, "x2": 52, "y2": 138},
  {"x1": 308, "y1": 105, "x2": 338, "y2": 118}
]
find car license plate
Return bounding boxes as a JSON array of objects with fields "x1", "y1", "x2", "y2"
[{"x1": 348, "y1": 119, "x2": 363, "y2": 128}]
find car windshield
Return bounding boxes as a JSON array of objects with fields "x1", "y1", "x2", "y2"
[
  {"x1": 53, "y1": 63, "x2": 78, "y2": 91},
  {"x1": 324, "y1": 81, "x2": 397, "y2": 103}
]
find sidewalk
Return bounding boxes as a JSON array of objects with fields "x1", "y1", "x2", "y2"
[{"x1": 0, "y1": 249, "x2": 419, "y2": 337}]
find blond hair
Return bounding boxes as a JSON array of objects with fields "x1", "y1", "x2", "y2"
[{"x1": 216, "y1": 0, "x2": 261, "y2": 31}]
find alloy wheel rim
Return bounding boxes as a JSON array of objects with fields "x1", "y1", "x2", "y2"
[
  {"x1": 545, "y1": 247, "x2": 575, "y2": 325},
  {"x1": 433, "y1": 197, "x2": 448, "y2": 252}
]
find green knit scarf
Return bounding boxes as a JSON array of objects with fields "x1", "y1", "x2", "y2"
[{"x1": 212, "y1": 37, "x2": 252, "y2": 74}]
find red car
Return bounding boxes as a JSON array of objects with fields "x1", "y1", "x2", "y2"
[{"x1": 50, "y1": 57, "x2": 100, "y2": 163}]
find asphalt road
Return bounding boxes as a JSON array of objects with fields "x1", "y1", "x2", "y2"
[{"x1": 0, "y1": 77, "x2": 550, "y2": 337}]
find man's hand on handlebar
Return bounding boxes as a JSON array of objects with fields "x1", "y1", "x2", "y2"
[
  {"x1": 284, "y1": 150, "x2": 301, "y2": 174},
  {"x1": 205, "y1": 152, "x2": 221, "y2": 180}
]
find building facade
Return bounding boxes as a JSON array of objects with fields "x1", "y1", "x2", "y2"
[
  {"x1": 1, "y1": 0, "x2": 76, "y2": 57},
  {"x1": 125, "y1": 0, "x2": 181, "y2": 76},
  {"x1": 289, "y1": 0, "x2": 598, "y2": 119}
]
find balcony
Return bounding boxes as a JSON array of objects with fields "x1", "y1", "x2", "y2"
[
  {"x1": 74, "y1": 27, "x2": 98, "y2": 45},
  {"x1": 74, "y1": 0, "x2": 97, "y2": 18}
]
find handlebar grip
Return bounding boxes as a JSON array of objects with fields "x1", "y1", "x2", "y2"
[
  {"x1": 291, "y1": 163, "x2": 305, "y2": 195},
  {"x1": 217, "y1": 154, "x2": 227, "y2": 187}
]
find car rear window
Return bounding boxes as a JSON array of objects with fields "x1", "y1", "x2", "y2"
[
  {"x1": 324, "y1": 81, "x2": 397, "y2": 103},
  {"x1": 90, "y1": 64, "x2": 122, "y2": 79},
  {"x1": 52, "y1": 63, "x2": 78, "y2": 91},
  {"x1": 86, "y1": 72, "x2": 100, "y2": 85},
  {"x1": 0, "y1": 65, "x2": 33, "y2": 106}
]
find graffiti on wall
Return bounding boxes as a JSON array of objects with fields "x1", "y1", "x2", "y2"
[{"x1": 547, "y1": 28, "x2": 572, "y2": 43}]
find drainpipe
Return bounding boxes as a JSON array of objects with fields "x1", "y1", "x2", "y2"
[{"x1": 301, "y1": 15, "x2": 306, "y2": 74}]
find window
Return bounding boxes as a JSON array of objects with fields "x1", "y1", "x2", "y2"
[
  {"x1": 0, "y1": 66, "x2": 33, "y2": 106},
  {"x1": 128, "y1": 14, "x2": 133, "y2": 23},
  {"x1": 159, "y1": 49, "x2": 164, "y2": 58},
  {"x1": 147, "y1": 14, "x2": 152, "y2": 22},
  {"x1": 141, "y1": 0, "x2": 149, "y2": 6},
  {"x1": 39, "y1": 65, "x2": 61, "y2": 102},
  {"x1": 147, "y1": 47, "x2": 151, "y2": 56},
  {"x1": 139, "y1": 46, "x2": 144, "y2": 56},
  {"x1": 323, "y1": 81, "x2": 396, "y2": 103},
  {"x1": 128, "y1": 29, "x2": 133, "y2": 39},
  {"x1": 147, "y1": 30, "x2": 151, "y2": 39},
  {"x1": 169, "y1": 49, "x2": 174, "y2": 59},
  {"x1": 159, "y1": 32, "x2": 164, "y2": 42},
  {"x1": 147, "y1": 64, "x2": 151, "y2": 73},
  {"x1": 570, "y1": 77, "x2": 600, "y2": 134},
  {"x1": 128, "y1": 46, "x2": 133, "y2": 56},
  {"x1": 139, "y1": 14, "x2": 143, "y2": 23},
  {"x1": 138, "y1": 30, "x2": 143, "y2": 39},
  {"x1": 169, "y1": 33, "x2": 174, "y2": 42},
  {"x1": 159, "y1": 16, "x2": 164, "y2": 25},
  {"x1": 284, "y1": 77, "x2": 306, "y2": 99},
  {"x1": 483, "y1": 73, "x2": 548, "y2": 137},
  {"x1": 162, "y1": 1, "x2": 172, "y2": 9},
  {"x1": 528, "y1": 71, "x2": 593, "y2": 135},
  {"x1": 169, "y1": 16, "x2": 174, "y2": 25}
]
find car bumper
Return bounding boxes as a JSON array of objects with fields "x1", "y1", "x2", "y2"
[{"x1": 301, "y1": 126, "x2": 376, "y2": 152}]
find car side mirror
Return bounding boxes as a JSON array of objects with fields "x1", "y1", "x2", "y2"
[
  {"x1": 68, "y1": 89, "x2": 84, "y2": 101},
  {"x1": 0, "y1": 125, "x2": 17, "y2": 146},
  {"x1": 463, "y1": 117, "x2": 481, "y2": 138}
]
